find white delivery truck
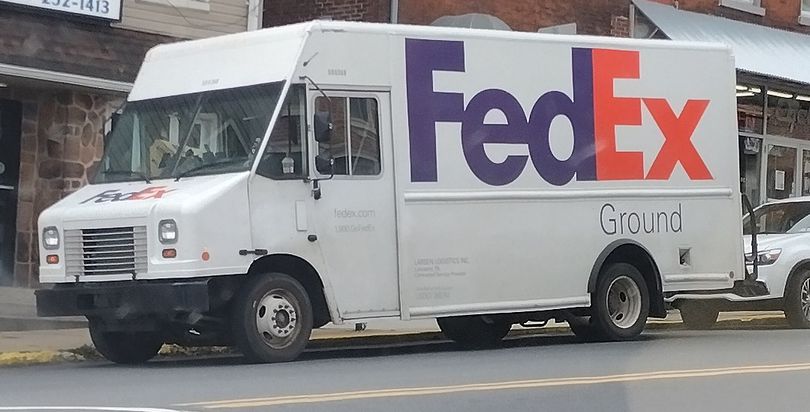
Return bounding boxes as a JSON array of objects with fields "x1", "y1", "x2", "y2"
[{"x1": 35, "y1": 21, "x2": 756, "y2": 364}]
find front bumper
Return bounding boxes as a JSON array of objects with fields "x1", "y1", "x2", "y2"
[{"x1": 36, "y1": 280, "x2": 210, "y2": 318}]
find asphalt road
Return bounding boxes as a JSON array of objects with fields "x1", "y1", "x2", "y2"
[{"x1": 2, "y1": 328, "x2": 810, "y2": 412}]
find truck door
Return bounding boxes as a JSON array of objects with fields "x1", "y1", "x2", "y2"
[{"x1": 310, "y1": 91, "x2": 399, "y2": 319}]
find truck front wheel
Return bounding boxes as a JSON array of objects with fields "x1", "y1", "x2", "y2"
[
  {"x1": 88, "y1": 321, "x2": 163, "y2": 364},
  {"x1": 437, "y1": 316, "x2": 511, "y2": 348},
  {"x1": 231, "y1": 273, "x2": 313, "y2": 363},
  {"x1": 590, "y1": 263, "x2": 649, "y2": 341}
]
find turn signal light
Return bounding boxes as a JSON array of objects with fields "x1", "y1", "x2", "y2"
[
  {"x1": 46, "y1": 255, "x2": 59, "y2": 265},
  {"x1": 162, "y1": 249, "x2": 177, "y2": 259}
]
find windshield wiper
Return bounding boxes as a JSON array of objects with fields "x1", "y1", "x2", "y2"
[
  {"x1": 102, "y1": 169, "x2": 152, "y2": 183},
  {"x1": 173, "y1": 159, "x2": 245, "y2": 181}
]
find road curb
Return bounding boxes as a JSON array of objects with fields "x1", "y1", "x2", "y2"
[{"x1": 0, "y1": 315, "x2": 790, "y2": 367}]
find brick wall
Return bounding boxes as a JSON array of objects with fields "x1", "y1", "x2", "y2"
[
  {"x1": 651, "y1": 0, "x2": 810, "y2": 34},
  {"x1": 397, "y1": 0, "x2": 631, "y2": 35},
  {"x1": 0, "y1": 87, "x2": 122, "y2": 287},
  {"x1": 263, "y1": 0, "x2": 389, "y2": 27}
]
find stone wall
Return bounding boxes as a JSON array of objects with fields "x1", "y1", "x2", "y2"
[{"x1": 0, "y1": 86, "x2": 123, "y2": 287}]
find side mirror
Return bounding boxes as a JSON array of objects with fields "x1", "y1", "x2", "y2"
[
  {"x1": 315, "y1": 155, "x2": 334, "y2": 175},
  {"x1": 314, "y1": 111, "x2": 332, "y2": 143}
]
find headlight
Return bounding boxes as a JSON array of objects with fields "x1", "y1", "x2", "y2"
[
  {"x1": 745, "y1": 248, "x2": 782, "y2": 266},
  {"x1": 158, "y1": 219, "x2": 178, "y2": 244},
  {"x1": 42, "y1": 226, "x2": 60, "y2": 250}
]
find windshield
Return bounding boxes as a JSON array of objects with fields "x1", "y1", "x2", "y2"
[
  {"x1": 743, "y1": 201, "x2": 810, "y2": 235},
  {"x1": 92, "y1": 82, "x2": 284, "y2": 183}
]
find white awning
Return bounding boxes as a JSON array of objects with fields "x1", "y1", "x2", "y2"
[{"x1": 633, "y1": 0, "x2": 810, "y2": 86}]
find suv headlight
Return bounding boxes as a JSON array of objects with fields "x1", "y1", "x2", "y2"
[
  {"x1": 158, "y1": 219, "x2": 178, "y2": 244},
  {"x1": 42, "y1": 226, "x2": 60, "y2": 250},
  {"x1": 745, "y1": 248, "x2": 782, "y2": 266}
]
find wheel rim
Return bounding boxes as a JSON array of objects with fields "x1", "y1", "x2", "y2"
[
  {"x1": 801, "y1": 278, "x2": 810, "y2": 321},
  {"x1": 255, "y1": 288, "x2": 300, "y2": 349},
  {"x1": 606, "y1": 275, "x2": 642, "y2": 329}
]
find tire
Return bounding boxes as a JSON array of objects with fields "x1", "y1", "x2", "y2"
[
  {"x1": 437, "y1": 316, "x2": 511, "y2": 349},
  {"x1": 88, "y1": 321, "x2": 163, "y2": 365},
  {"x1": 784, "y1": 268, "x2": 810, "y2": 329},
  {"x1": 679, "y1": 300, "x2": 719, "y2": 330},
  {"x1": 231, "y1": 272, "x2": 314, "y2": 363},
  {"x1": 590, "y1": 262, "x2": 650, "y2": 341}
]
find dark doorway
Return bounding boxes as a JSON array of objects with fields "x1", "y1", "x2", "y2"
[{"x1": 0, "y1": 100, "x2": 22, "y2": 286}]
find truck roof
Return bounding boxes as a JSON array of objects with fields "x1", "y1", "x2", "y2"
[
  {"x1": 145, "y1": 20, "x2": 731, "y2": 61},
  {"x1": 130, "y1": 20, "x2": 733, "y2": 101},
  {"x1": 144, "y1": 19, "x2": 732, "y2": 64}
]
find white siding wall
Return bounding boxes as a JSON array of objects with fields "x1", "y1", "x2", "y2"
[{"x1": 115, "y1": 0, "x2": 248, "y2": 39}]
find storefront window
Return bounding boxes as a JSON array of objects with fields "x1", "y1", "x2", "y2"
[
  {"x1": 765, "y1": 144, "x2": 796, "y2": 201},
  {"x1": 802, "y1": 150, "x2": 810, "y2": 196},
  {"x1": 765, "y1": 89, "x2": 810, "y2": 140},
  {"x1": 737, "y1": 84, "x2": 764, "y2": 134}
]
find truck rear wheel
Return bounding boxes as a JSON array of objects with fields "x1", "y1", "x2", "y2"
[
  {"x1": 591, "y1": 263, "x2": 649, "y2": 341},
  {"x1": 679, "y1": 300, "x2": 719, "y2": 329},
  {"x1": 88, "y1": 321, "x2": 163, "y2": 364},
  {"x1": 231, "y1": 272, "x2": 313, "y2": 363},
  {"x1": 437, "y1": 316, "x2": 511, "y2": 349}
]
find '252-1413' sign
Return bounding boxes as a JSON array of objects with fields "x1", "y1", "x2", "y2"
[{"x1": 1, "y1": 0, "x2": 121, "y2": 21}]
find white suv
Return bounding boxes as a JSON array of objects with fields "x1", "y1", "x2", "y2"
[{"x1": 679, "y1": 197, "x2": 810, "y2": 329}]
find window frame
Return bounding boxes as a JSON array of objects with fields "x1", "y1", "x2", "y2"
[
  {"x1": 719, "y1": 0, "x2": 766, "y2": 16},
  {"x1": 312, "y1": 93, "x2": 384, "y2": 180},
  {"x1": 255, "y1": 84, "x2": 309, "y2": 180},
  {"x1": 800, "y1": 0, "x2": 810, "y2": 25}
]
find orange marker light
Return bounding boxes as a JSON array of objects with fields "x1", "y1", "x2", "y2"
[
  {"x1": 46, "y1": 255, "x2": 59, "y2": 265},
  {"x1": 162, "y1": 248, "x2": 177, "y2": 259},
  {"x1": 201, "y1": 251, "x2": 210, "y2": 262}
]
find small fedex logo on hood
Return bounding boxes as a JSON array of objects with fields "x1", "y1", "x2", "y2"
[{"x1": 81, "y1": 186, "x2": 175, "y2": 204}]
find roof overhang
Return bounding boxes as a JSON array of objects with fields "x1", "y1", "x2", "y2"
[
  {"x1": 633, "y1": 0, "x2": 810, "y2": 87},
  {"x1": 0, "y1": 63, "x2": 132, "y2": 93}
]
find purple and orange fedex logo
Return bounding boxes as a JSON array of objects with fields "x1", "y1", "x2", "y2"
[{"x1": 405, "y1": 39, "x2": 713, "y2": 186}]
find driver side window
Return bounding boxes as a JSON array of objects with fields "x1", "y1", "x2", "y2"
[{"x1": 257, "y1": 85, "x2": 307, "y2": 179}]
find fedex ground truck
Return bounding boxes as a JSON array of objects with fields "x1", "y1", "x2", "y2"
[{"x1": 35, "y1": 21, "x2": 754, "y2": 364}]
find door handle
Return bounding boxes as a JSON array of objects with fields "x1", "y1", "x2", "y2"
[{"x1": 0, "y1": 185, "x2": 14, "y2": 191}]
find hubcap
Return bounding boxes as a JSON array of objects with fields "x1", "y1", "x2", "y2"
[
  {"x1": 801, "y1": 278, "x2": 810, "y2": 321},
  {"x1": 606, "y1": 275, "x2": 642, "y2": 329},
  {"x1": 256, "y1": 289, "x2": 300, "y2": 349}
]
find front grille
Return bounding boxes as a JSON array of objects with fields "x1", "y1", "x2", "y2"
[{"x1": 65, "y1": 226, "x2": 147, "y2": 276}]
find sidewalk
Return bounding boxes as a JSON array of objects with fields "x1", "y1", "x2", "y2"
[
  {"x1": 0, "y1": 319, "x2": 442, "y2": 353},
  {"x1": 0, "y1": 287, "x2": 86, "y2": 331},
  {"x1": 0, "y1": 311, "x2": 787, "y2": 354}
]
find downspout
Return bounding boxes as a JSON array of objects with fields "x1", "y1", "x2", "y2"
[
  {"x1": 629, "y1": 4, "x2": 636, "y2": 38},
  {"x1": 390, "y1": 0, "x2": 398, "y2": 23},
  {"x1": 247, "y1": 0, "x2": 264, "y2": 30}
]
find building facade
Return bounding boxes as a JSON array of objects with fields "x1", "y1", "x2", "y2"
[
  {"x1": 6, "y1": 0, "x2": 807, "y2": 287},
  {"x1": 0, "y1": 0, "x2": 254, "y2": 286}
]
